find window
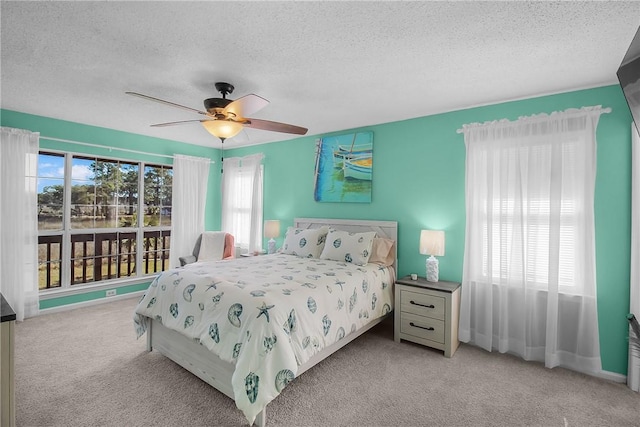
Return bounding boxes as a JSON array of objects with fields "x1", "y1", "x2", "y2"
[
  {"x1": 142, "y1": 164, "x2": 172, "y2": 273},
  {"x1": 478, "y1": 141, "x2": 583, "y2": 293},
  {"x1": 483, "y1": 197, "x2": 578, "y2": 290},
  {"x1": 221, "y1": 154, "x2": 264, "y2": 253},
  {"x1": 37, "y1": 153, "x2": 65, "y2": 288},
  {"x1": 227, "y1": 165, "x2": 263, "y2": 248},
  {"x1": 37, "y1": 151, "x2": 172, "y2": 290},
  {"x1": 460, "y1": 107, "x2": 606, "y2": 374}
]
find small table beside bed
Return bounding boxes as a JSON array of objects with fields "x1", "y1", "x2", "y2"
[{"x1": 133, "y1": 218, "x2": 398, "y2": 426}]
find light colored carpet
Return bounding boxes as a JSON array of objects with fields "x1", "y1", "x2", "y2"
[{"x1": 14, "y1": 296, "x2": 640, "y2": 427}]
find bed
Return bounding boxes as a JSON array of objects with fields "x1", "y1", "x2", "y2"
[{"x1": 133, "y1": 218, "x2": 398, "y2": 426}]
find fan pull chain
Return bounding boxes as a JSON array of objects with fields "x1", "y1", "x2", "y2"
[{"x1": 220, "y1": 137, "x2": 225, "y2": 173}]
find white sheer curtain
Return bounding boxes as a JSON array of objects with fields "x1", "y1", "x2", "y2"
[
  {"x1": 459, "y1": 106, "x2": 609, "y2": 375},
  {"x1": 0, "y1": 127, "x2": 40, "y2": 321},
  {"x1": 630, "y1": 123, "x2": 640, "y2": 391},
  {"x1": 221, "y1": 153, "x2": 264, "y2": 253},
  {"x1": 169, "y1": 155, "x2": 210, "y2": 268}
]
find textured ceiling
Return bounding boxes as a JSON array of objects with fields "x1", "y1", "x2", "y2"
[{"x1": 2, "y1": 1, "x2": 640, "y2": 149}]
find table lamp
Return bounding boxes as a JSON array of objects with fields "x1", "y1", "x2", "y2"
[
  {"x1": 264, "y1": 220, "x2": 280, "y2": 254},
  {"x1": 419, "y1": 230, "x2": 445, "y2": 282}
]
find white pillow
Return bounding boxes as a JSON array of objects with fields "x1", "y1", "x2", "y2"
[
  {"x1": 281, "y1": 226, "x2": 329, "y2": 258},
  {"x1": 320, "y1": 229, "x2": 376, "y2": 266}
]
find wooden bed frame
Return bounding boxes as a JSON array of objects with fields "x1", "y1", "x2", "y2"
[{"x1": 143, "y1": 218, "x2": 398, "y2": 426}]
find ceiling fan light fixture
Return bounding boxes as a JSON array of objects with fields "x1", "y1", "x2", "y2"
[
  {"x1": 201, "y1": 120, "x2": 243, "y2": 139},
  {"x1": 128, "y1": 82, "x2": 307, "y2": 139}
]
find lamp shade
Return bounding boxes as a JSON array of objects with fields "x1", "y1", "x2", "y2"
[
  {"x1": 419, "y1": 230, "x2": 445, "y2": 256},
  {"x1": 201, "y1": 120, "x2": 243, "y2": 139},
  {"x1": 264, "y1": 220, "x2": 281, "y2": 239}
]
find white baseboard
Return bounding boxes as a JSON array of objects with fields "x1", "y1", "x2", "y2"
[
  {"x1": 38, "y1": 291, "x2": 145, "y2": 315},
  {"x1": 594, "y1": 369, "x2": 627, "y2": 384}
]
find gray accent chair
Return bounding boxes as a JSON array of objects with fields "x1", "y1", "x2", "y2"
[{"x1": 178, "y1": 234, "x2": 203, "y2": 267}]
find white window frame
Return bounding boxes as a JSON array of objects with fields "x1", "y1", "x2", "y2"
[
  {"x1": 224, "y1": 165, "x2": 264, "y2": 251},
  {"x1": 37, "y1": 150, "x2": 172, "y2": 295}
]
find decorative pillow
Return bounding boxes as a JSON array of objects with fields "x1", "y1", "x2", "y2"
[
  {"x1": 368, "y1": 237, "x2": 395, "y2": 266},
  {"x1": 320, "y1": 229, "x2": 376, "y2": 266},
  {"x1": 281, "y1": 226, "x2": 329, "y2": 258}
]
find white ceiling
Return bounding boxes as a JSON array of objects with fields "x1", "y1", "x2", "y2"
[{"x1": 2, "y1": 1, "x2": 640, "y2": 149}]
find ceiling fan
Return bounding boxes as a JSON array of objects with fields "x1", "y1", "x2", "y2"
[{"x1": 125, "y1": 82, "x2": 308, "y2": 143}]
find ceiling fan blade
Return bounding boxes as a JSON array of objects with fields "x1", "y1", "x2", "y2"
[
  {"x1": 224, "y1": 94, "x2": 269, "y2": 118},
  {"x1": 244, "y1": 118, "x2": 308, "y2": 135},
  {"x1": 126, "y1": 92, "x2": 209, "y2": 116},
  {"x1": 150, "y1": 119, "x2": 208, "y2": 127}
]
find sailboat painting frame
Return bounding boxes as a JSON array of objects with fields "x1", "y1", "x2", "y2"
[{"x1": 313, "y1": 131, "x2": 373, "y2": 203}]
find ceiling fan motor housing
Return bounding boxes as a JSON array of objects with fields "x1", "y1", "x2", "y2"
[
  {"x1": 204, "y1": 82, "x2": 235, "y2": 115},
  {"x1": 204, "y1": 97, "x2": 232, "y2": 115}
]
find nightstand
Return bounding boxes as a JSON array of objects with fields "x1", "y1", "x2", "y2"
[{"x1": 394, "y1": 275, "x2": 461, "y2": 357}]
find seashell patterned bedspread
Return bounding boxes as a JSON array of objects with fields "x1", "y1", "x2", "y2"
[{"x1": 133, "y1": 253, "x2": 394, "y2": 425}]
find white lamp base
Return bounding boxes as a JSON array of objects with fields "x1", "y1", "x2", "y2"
[
  {"x1": 426, "y1": 255, "x2": 439, "y2": 282},
  {"x1": 267, "y1": 238, "x2": 276, "y2": 254}
]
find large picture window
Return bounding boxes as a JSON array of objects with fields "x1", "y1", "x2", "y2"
[{"x1": 37, "y1": 151, "x2": 173, "y2": 290}]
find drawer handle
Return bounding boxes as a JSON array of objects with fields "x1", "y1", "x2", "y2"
[
  {"x1": 410, "y1": 300, "x2": 435, "y2": 309},
  {"x1": 410, "y1": 322, "x2": 434, "y2": 331}
]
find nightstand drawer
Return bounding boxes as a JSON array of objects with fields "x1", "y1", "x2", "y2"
[
  {"x1": 400, "y1": 312, "x2": 445, "y2": 344},
  {"x1": 400, "y1": 290, "x2": 445, "y2": 320}
]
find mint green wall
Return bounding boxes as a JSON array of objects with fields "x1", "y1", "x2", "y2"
[
  {"x1": 1, "y1": 85, "x2": 633, "y2": 375},
  {"x1": 226, "y1": 85, "x2": 632, "y2": 376}
]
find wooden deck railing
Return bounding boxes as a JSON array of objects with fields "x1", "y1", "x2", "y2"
[
  {"x1": 38, "y1": 235, "x2": 62, "y2": 289},
  {"x1": 142, "y1": 230, "x2": 171, "y2": 274},
  {"x1": 38, "y1": 230, "x2": 171, "y2": 289}
]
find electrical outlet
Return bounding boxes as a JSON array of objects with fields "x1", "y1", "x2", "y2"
[{"x1": 106, "y1": 289, "x2": 116, "y2": 297}]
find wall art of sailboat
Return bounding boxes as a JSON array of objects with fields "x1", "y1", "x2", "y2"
[
  {"x1": 313, "y1": 131, "x2": 373, "y2": 203},
  {"x1": 333, "y1": 142, "x2": 373, "y2": 168},
  {"x1": 344, "y1": 155, "x2": 372, "y2": 181}
]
